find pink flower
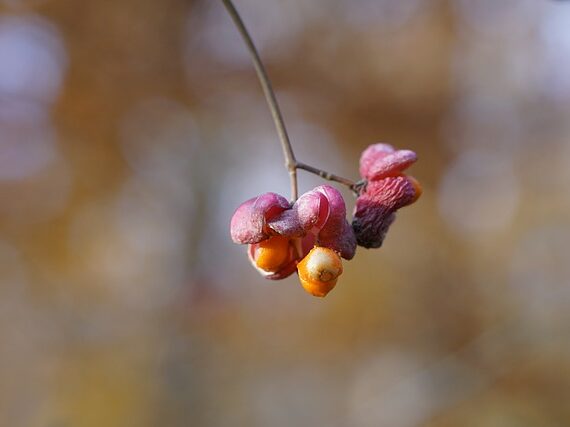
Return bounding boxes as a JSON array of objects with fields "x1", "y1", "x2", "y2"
[
  {"x1": 352, "y1": 143, "x2": 422, "y2": 248},
  {"x1": 230, "y1": 185, "x2": 356, "y2": 279}
]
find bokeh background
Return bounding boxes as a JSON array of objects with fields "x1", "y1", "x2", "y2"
[{"x1": 1, "y1": 0, "x2": 570, "y2": 426}]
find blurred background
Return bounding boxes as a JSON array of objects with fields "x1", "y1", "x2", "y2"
[{"x1": 1, "y1": 0, "x2": 570, "y2": 426}]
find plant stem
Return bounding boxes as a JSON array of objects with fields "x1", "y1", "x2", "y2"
[
  {"x1": 221, "y1": 0, "x2": 361, "y2": 198},
  {"x1": 297, "y1": 162, "x2": 357, "y2": 188},
  {"x1": 220, "y1": 0, "x2": 298, "y2": 200}
]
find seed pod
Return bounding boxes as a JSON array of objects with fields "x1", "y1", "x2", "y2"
[{"x1": 297, "y1": 246, "x2": 343, "y2": 297}]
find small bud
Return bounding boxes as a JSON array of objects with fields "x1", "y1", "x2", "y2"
[{"x1": 297, "y1": 247, "x2": 343, "y2": 297}]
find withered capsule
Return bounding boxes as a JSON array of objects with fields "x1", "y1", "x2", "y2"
[{"x1": 297, "y1": 246, "x2": 343, "y2": 297}]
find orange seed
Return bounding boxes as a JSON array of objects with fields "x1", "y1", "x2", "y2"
[
  {"x1": 254, "y1": 236, "x2": 291, "y2": 272},
  {"x1": 297, "y1": 246, "x2": 343, "y2": 297}
]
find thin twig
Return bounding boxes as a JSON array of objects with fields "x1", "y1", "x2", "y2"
[
  {"x1": 297, "y1": 162, "x2": 366, "y2": 195},
  {"x1": 297, "y1": 162, "x2": 355, "y2": 187},
  {"x1": 220, "y1": 0, "x2": 298, "y2": 200},
  {"x1": 220, "y1": 0, "x2": 363, "y2": 198}
]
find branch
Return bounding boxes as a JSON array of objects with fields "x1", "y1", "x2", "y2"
[
  {"x1": 221, "y1": 0, "x2": 362, "y2": 198},
  {"x1": 220, "y1": 0, "x2": 298, "y2": 200}
]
